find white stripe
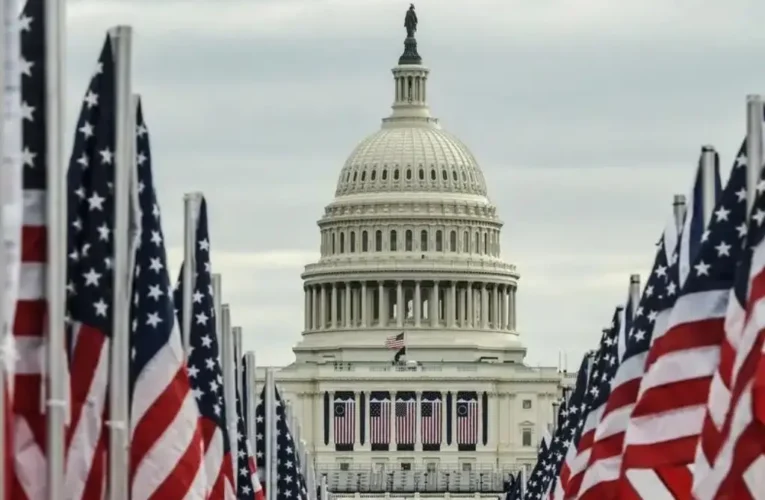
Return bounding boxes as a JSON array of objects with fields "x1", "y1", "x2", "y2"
[
  {"x1": 626, "y1": 469, "x2": 679, "y2": 500},
  {"x1": 22, "y1": 188, "x2": 45, "y2": 226},
  {"x1": 204, "y1": 429, "x2": 224, "y2": 498},
  {"x1": 13, "y1": 416, "x2": 46, "y2": 500},
  {"x1": 17, "y1": 262, "x2": 44, "y2": 301},
  {"x1": 639, "y1": 345, "x2": 720, "y2": 392},
  {"x1": 626, "y1": 404, "x2": 706, "y2": 446},
  {"x1": 14, "y1": 335, "x2": 43, "y2": 375}
]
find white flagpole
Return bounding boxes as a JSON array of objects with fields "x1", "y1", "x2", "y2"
[
  {"x1": 44, "y1": 0, "x2": 68, "y2": 497},
  {"x1": 221, "y1": 304, "x2": 238, "y2": 492},
  {"x1": 265, "y1": 368, "x2": 276, "y2": 500},
  {"x1": 0, "y1": 0, "x2": 22, "y2": 496},
  {"x1": 320, "y1": 473, "x2": 328, "y2": 500},
  {"x1": 233, "y1": 326, "x2": 242, "y2": 394},
  {"x1": 107, "y1": 25, "x2": 134, "y2": 500},
  {"x1": 181, "y1": 192, "x2": 202, "y2": 350},
  {"x1": 212, "y1": 273, "x2": 222, "y2": 345},
  {"x1": 746, "y1": 95, "x2": 764, "y2": 215},
  {"x1": 244, "y1": 351, "x2": 257, "y2": 455}
]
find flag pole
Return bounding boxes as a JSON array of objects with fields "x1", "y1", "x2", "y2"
[
  {"x1": 700, "y1": 146, "x2": 718, "y2": 227},
  {"x1": 181, "y1": 192, "x2": 202, "y2": 350},
  {"x1": 233, "y1": 326, "x2": 242, "y2": 394},
  {"x1": 244, "y1": 350, "x2": 257, "y2": 455},
  {"x1": 265, "y1": 368, "x2": 276, "y2": 500},
  {"x1": 221, "y1": 304, "x2": 238, "y2": 492},
  {"x1": 45, "y1": 0, "x2": 68, "y2": 497},
  {"x1": 107, "y1": 24, "x2": 134, "y2": 500},
  {"x1": 212, "y1": 273, "x2": 222, "y2": 344},
  {"x1": 746, "y1": 95, "x2": 764, "y2": 215},
  {"x1": 629, "y1": 274, "x2": 641, "y2": 317},
  {"x1": 672, "y1": 194, "x2": 687, "y2": 234}
]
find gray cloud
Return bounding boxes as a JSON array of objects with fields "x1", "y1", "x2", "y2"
[{"x1": 63, "y1": 0, "x2": 763, "y2": 366}]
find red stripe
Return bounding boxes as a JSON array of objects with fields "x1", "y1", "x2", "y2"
[
  {"x1": 20, "y1": 225, "x2": 47, "y2": 263},
  {"x1": 141, "y1": 418, "x2": 204, "y2": 500},
  {"x1": 13, "y1": 299, "x2": 47, "y2": 338},
  {"x1": 66, "y1": 325, "x2": 106, "y2": 451}
]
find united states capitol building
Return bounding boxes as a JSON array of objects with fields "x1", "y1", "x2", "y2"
[{"x1": 257, "y1": 9, "x2": 569, "y2": 497}]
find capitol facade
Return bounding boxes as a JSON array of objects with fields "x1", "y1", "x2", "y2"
[{"x1": 258, "y1": 11, "x2": 567, "y2": 494}]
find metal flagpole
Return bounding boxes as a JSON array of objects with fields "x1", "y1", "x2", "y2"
[
  {"x1": 233, "y1": 326, "x2": 242, "y2": 394},
  {"x1": 746, "y1": 95, "x2": 764, "y2": 215},
  {"x1": 181, "y1": 192, "x2": 202, "y2": 350},
  {"x1": 320, "y1": 472, "x2": 328, "y2": 500},
  {"x1": 672, "y1": 194, "x2": 687, "y2": 235},
  {"x1": 212, "y1": 273, "x2": 222, "y2": 345},
  {"x1": 45, "y1": 0, "x2": 68, "y2": 497},
  {"x1": 221, "y1": 304, "x2": 238, "y2": 492},
  {"x1": 244, "y1": 351, "x2": 257, "y2": 455},
  {"x1": 265, "y1": 368, "x2": 276, "y2": 500},
  {"x1": 700, "y1": 146, "x2": 718, "y2": 227},
  {"x1": 107, "y1": 25, "x2": 134, "y2": 500}
]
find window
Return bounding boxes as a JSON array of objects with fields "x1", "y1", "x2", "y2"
[
  {"x1": 373, "y1": 462, "x2": 386, "y2": 473},
  {"x1": 361, "y1": 171, "x2": 366, "y2": 181},
  {"x1": 405, "y1": 230, "x2": 413, "y2": 251},
  {"x1": 523, "y1": 399, "x2": 532, "y2": 409},
  {"x1": 353, "y1": 172, "x2": 357, "y2": 181},
  {"x1": 370, "y1": 170, "x2": 376, "y2": 181},
  {"x1": 461, "y1": 462, "x2": 472, "y2": 472},
  {"x1": 426, "y1": 462, "x2": 437, "y2": 472},
  {"x1": 405, "y1": 169, "x2": 411, "y2": 180},
  {"x1": 382, "y1": 169, "x2": 388, "y2": 180},
  {"x1": 390, "y1": 230, "x2": 398, "y2": 251},
  {"x1": 340, "y1": 232, "x2": 345, "y2": 253},
  {"x1": 375, "y1": 230, "x2": 382, "y2": 252},
  {"x1": 442, "y1": 169, "x2": 448, "y2": 180},
  {"x1": 452, "y1": 170, "x2": 457, "y2": 181},
  {"x1": 463, "y1": 231, "x2": 469, "y2": 252},
  {"x1": 430, "y1": 169, "x2": 436, "y2": 180},
  {"x1": 418, "y1": 168, "x2": 424, "y2": 180},
  {"x1": 450, "y1": 230, "x2": 457, "y2": 252},
  {"x1": 350, "y1": 231, "x2": 356, "y2": 252},
  {"x1": 400, "y1": 462, "x2": 412, "y2": 471},
  {"x1": 522, "y1": 429, "x2": 532, "y2": 447},
  {"x1": 474, "y1": 232, "x2": 480, "y2": 253},
  {"x1": 436, "y1": 230, "x2": 443, "y2": 251},
  {"x1": 420, "y1": 230, "x2": 428, "y2": 251},
  {"x1": 484, "y1": 233, "x2": 488, "y2": 254},
  {"x1": 339, "y1": 463, "x2": 350, "y2": 471},
  {"x1": 332, "y1": 233, "x2": 336, "y2": 254},
  {"x1": 362, "y1": 231, "x2": 368, "y2": 252}
]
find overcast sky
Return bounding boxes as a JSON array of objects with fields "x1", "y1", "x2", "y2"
[{"x1": 65, "y1": 0, "x2": 765, "y2": 368}]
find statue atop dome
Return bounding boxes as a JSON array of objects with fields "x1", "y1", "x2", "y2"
[
  {"x1": 398, "y1": 4, "x2": 422, "y2": 65},
  {"x1": 404, "y1": 4, "x2": 418, "y2": 38}
]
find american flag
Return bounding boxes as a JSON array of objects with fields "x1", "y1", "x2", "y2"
[
  {"x1": 534, "y1": 353, "x2": 593, "y2": 500},
  {"x1": 255, "y1": 386, "x2": 308, "y2": 500},
  {"x1": 128, "y1": 102, "x2": 205, "y2": 499},
  {"x1": 506, "y1": 470, "x2": 522, "y2": 500},
  {"x1": 562, "y1": 306, "x2": 623, "y2": 499},
  {"x1": 174, "y1": 198, "x2": 235, "y2": 498},
  {"x1": 692, "y1": 142, "x2": 765, "y2": 497},
  {"x1": 456, "y1": 392, "x2": 478, "y2": 448},
  {"x1": 395, "y1": 394, "x2": 416, "y2": 447},
  {"x1": 11, "y1": 1, "x2": 47, "y2": 497},
  {"x1": 576, "y1": 222, "x2": 680, "y2": 499},
  {"x1": 235, "y1": 388, "x2": 263, "y2": 500},
  {"x1": 63, "y1": 35, "x2": 117, "y2": 500},
  {"x1": 420, "y1": 392, "x2": 442, "y2": 448},
  {"x1": 333, "y1": 394, "x2": 355, "y2": 448},
  {"x1": 522, "y1": 401, "x2": 558, "y2": 498},
  {"x1": 385, "y1": 332, "x2": 404, "y2": 350},
  {"x1": 551, "y1": 330, "x2": 612, "y2": 500},
  {"x1": 620, "y1": 141, "x2": 749, "y2": 498},
  {"x1": 369, "y1": 392, "x2": 391, "y2": 448}
]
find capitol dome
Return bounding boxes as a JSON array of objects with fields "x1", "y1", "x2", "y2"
[{"x1": 295, "y1": 17, "x2": 522, "y2": 364}]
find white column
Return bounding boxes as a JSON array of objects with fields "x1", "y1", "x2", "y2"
[
  {"x1": 415, "y1": 391, "x2": 421, "y2": 448},
  {"x1": 396, "y1": 281, "x2": 404, "y2": 328},
  {"x1": 389, "y1": 397, "x2": 396, "y2": 447},
  {"x1": 304, "y1": 288, "x2": 310, "y2": 331},
  {"x1": 331, "y1": 283, "x2": 338, "y2": 329},
  {"x1": 344, "y1": 283, "x2": 352, "y2": 327},
  {"x1": 449, "y1": 282, "x2": 457, "y2": 328},
  {"x1": 481, "y1": 283, "x2": 489, "y2": 329},
  {"x1": 430, "y1": 281, "x2": 439, "y2": 327},
  {"x1": 466, "y1": 283, "x2": 473, "y2": 328},
  {"x1": 378, "y1": 282, "x2": 387, "y2": 327},
  {"x1": 510, "y1": 287, "x2": 516, "y2": 330},
  {"x1": 354, "y1": 287, "x2": 361, "y2": 326},
  {"x1": 319, "y1": 285, "x2": 327, "y2": 329},
  {"x1": 451, "y1": 393, "x2": 458, "y2": 447},
  {"x1": 414, "y1": 281, "x2": 421, "y2": 327},
  {"x1": 499, "y1": 286, "x2": 506, "y2": 331},
  {"x1": 459, "y1": 286, "x2": 466, "y2": 328},
  {"x1": 493, "y1": 285, "x2": 500, "y2": 329},
  {"x1": 328, "y1": 390, "x2": 335, "y2": 446},
  {"x1": 361, "y1": 282, "x2": 368, "y2": 327}
]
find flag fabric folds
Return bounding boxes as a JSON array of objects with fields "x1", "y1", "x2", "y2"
[
  {"x1": 174, "y1": 198, "x2": 235, "y2": 499},
  {"x1": 128, "y1": 101, "x2": 205, "y2": 499},
  {"x1": 63, "y1": 35, "x2": 117, "y2": 500}
]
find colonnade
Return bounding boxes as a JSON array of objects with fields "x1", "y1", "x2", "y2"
[{"x1": 303, "y1": 280, "x2": 517, "y2": 332}]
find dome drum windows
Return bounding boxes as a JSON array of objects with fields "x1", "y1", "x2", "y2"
[
  {"x1": 375, "y1": 230, "x2": 383, "y2": 252},
  {"x1": 420, "y1": 230, "x2": 429, "y2": 252},
  {"x1": 390, "y1": 230, "x2": 398, "y2": 252},
  {"x1": 435, "y1": 230, "x2": 443, "y2": 252},
  {"x1": 362, "y1": 231, "x2": 369, "y2": 252},
  {"x1": 405, "y1": 230, "x2": 413, "y2": 251},
  {"x1": 350, "y1": 231, "x2": 356, "y2": 252},
  {"x1": 450, "y1": 230, "x2": 457, "y2": 252}
]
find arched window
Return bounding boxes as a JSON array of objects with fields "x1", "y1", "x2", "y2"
[
  {"x1": 442, "y1": 169, "x2": 448, "y2": 181},
  {"x1": 452, "y1": 170, "x2": 458, "y2": 181},
  {"x1": 450, "y1": 230, "x2": 457, "y2": 252},
  {"x1": 406, "y1": 169, "x2": 412, "y2": 180},
  {"x1": 474, "y1": 232, "x2": 480, "y2": 253},
  {"x1": 362, "y1": 231, "x2": 368, "y2": 252},
  {"x1": 421, "y1": 230, "x2": 429, "y2": 252},
  {"x1": 463, "y1": 231, "x2": 469, "y2": 252},
  {"x1": 405, "y1": 230, "x2": 413, "y2": 251},
  {"x1": 332, "y1": 233, "x2": 336, "y2": 254},
  {"x1": 418, "y1": 168, "x2": 424, "y2": 180},
  {"x1": 390, "y1": 230, "x2": 398, "y2": 251},
  {"x1": 361, "y1": 171, "x2": 366, "y2": 181},
  {"x1": 350, "y1": 231, "x2": 356, "y2": 252},
  {"x1": 430, "y1": 169, "x2": 436, "y2": 180},
  {"x1": 375, "y1": 230, "x2": 382, "y2": 252},
  {"x1": 370, "y1": 170, "x2": 376, "y2": 181},
  {"x1": 382, "y1": 169, "x2": 388, "y2": 180},
  {"x1": 353, "y1": 172, "x2": 357, "y2": 181},
  {"x1": 484, "y1": 232, "x2": 488, "y2": 254},
  {"x1": 436, "y1": 230, "x2": 443, "y2": 251},
  {"x1": 340, "y1": 232, "x2": 345, "y2": 253}
]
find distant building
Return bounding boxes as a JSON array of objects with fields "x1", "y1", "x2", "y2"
[{"x1": 257, "y1": 10, "x2": 566, "y2": 489}]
